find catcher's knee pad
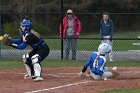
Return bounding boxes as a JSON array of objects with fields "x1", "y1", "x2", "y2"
[
  {"x1": 22, "y1": 53, "x2": 30, "y2": 64},
  {"x1": 31, "y1": 54, "x2": 41, "y2": 64}
]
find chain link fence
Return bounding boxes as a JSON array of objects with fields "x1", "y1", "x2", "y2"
[{"x1": 0, "y1": 0, "x2": 140, "y2": 61}]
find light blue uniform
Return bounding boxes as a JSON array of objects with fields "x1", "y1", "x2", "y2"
[{"x1": 83, "y1": 52, "x2": 106, "y2": 77}]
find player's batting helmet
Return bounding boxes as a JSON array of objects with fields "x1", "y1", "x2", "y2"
[{"x1": 98, "y1": 43, "x2": 111, "y2": 54}]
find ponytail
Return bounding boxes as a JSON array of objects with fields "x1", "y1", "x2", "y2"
[{"x1": 31, "y1": 30, "x2": 41, "y2": 38}]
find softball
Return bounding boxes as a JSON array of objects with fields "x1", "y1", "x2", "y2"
[{"x1": 0, "y1": 36, "x2": 3, "y2": 40}]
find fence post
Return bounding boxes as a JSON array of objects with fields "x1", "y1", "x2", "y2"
[
  {"x1": 0, "y1": 0, "x2": 2, "y2": 57},
  {"x1": 60, "y1": 0, "x2": 64, "y2": 60}
]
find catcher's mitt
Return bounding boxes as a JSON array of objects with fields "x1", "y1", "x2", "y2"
[{"x1": 3, "y1": 34, "x2": 12, "y2": 46}]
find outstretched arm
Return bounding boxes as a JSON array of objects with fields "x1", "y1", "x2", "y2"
[
  {"x1": 79, "y1": 56, "x2": 92, "y2": 76},
  {"x1": 12, "y1": 38, "x2": 23, "y2": 44},
  {"x1": 10, "y1": 43, "x2": 28, "y2": 50}
]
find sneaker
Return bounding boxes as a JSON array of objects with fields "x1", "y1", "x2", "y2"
[
  {"x1": 34, "y1": 77, "x2": 44, "y2": 82},
  {"x1": 109, "y1": 59, "x2": 113, "y2": 62},
  {"x1": 24, "y1": 74, "x2": 32, "y2": 79}
]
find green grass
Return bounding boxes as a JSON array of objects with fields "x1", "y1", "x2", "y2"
[
  {"x1": 101, "y1": 88, "x2": 140, "y2": 93},
  {"x1": 0, "y1": 59, "x2": 24, "y2": 69},
  {"x1": 76, "y1": 39, "x2": 140, "y2": 51},
  {"x1": 47, "y1": 39, "x2": 140, "y2": 51},
  {"x1": 0, "y1": 59, "x2": 85, "y2": 69},
  {"x1": 1, "y1": 39, "x2": 140, "y2": 51},
  {"x1": 46, "y1": 31, "x2": 140, "y2": 51},
  {"x1": 0, "y1": 59, "x2": 140, "y2": 69},
  {"x1": 1, "y1": 31, "x2": 140, "y2": 51}
]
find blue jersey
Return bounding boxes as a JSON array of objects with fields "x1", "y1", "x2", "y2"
[
  {"x1": 84, "y1": 52, "x2": 106, "y2": 76},
  {"x1": 100, "y1": 19, "x2": 114, "y2": 39},
  {"x1": 11, "y1": 30, "x2": 47, "y2": 50}
]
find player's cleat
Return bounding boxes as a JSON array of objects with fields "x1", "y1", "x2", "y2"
[
  {"x1": 24, "y1": 74, "x2": 36, "y2": 79},
  {"x1": 31, "y1": 76, "x2": 36, "y2": 79},
  {"x1": 24, "y1": 74, "x2": 32, "y2": 79},
  {"x1": 111, "y1": 67, "x2": 117, "y2": 71},
  {"x1": 34, "y1": 76, "x2": 43, "y2": 82},
  {"x1": 111, "y1": 67, "x2": 119, "y2": 79}
]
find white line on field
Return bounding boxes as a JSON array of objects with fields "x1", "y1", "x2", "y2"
[
  {"x1": 25, "y1": 81, "x2": 93, "y2": 93},
  {"x1": 0, "y1": 72, "x2": 79, "y2": 78},
  {"x1": 59, "y1": 73, "x2": 78, "y2": 75},
  {"x1": 0, "y1": 71, "x2": 25, "y2": 74},
  {"x1": 1, "y1": 71, "x2": 140, "y2": 78}
]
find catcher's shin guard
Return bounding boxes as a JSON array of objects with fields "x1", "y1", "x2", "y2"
[
  {"x1": 24, "y1": 64, "x2": 31, "y2": 76},
  {"x1": 23, "y1": 54, "x2": 34, "y2": 77},
  {"x1": 33, "y1": 63, "x2": 41, "y2": 77},
  {"x1": 31, "y1": 54, "x2": 42, "y2": 77}
]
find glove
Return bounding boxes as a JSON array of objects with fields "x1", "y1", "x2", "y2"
[
  {"x1": 78, "y1": 71, "x2": 83, "y2": 76},
  {"x1": 3, "y1": 34, "x2": 12, "y2": 46},
  {"x1": 78, "y1": 71, "x2": 85, "y2": 77},
  {"x1": 78, "y1": 71, "x2": 91, "y2": 77}
]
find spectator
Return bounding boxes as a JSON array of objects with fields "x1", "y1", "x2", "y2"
[
  {"x1": 60, "y1": 9, "x2": 81, "y2": 60},
  {"x1": 100, "y1": 12, "x2": 114, "y2": 61}
]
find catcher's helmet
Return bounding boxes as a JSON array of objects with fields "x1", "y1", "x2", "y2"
[
  {"x1": 98, "y1": 43, "x2": 111, "y2": 54},
  {"x1": 20, "y1": 19, "x2": 32, "y2": 30}
]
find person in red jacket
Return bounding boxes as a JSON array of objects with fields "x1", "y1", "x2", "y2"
[{"x1": 60, "y1": 9, "x2": 81, "y2": 60}]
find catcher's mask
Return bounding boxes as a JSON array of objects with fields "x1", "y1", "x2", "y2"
[
  {"x1": 98, "y1": 43, "x2": 111, "y2": 54},
  {"x1": 20, "y1": 19, "x2": 32, "y2": 30}
]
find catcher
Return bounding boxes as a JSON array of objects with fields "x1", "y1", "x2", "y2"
[
  {"x1": 79, "y1": 43, "x2": 119, "y2": 80},
  {"x1": 3, "y1": 19, "x2": 50, "y2": 82}
]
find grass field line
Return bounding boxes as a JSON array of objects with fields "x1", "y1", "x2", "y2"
[{"x1": 25, "y1": 80, "x2": 94, "y2": 93}]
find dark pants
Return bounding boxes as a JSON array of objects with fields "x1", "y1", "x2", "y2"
[
  {"x1": 26, "y1": 44, "x2": 50, "y2": 76},
  {"x1": 64, "y1": 35, "x2": 77, "y2": 60}
]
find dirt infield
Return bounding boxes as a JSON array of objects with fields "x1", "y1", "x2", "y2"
[{"x1": 0, "y1": 67, "x2": 140, "y2": 93}]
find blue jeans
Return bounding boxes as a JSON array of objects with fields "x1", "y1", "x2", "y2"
[{"x1": 64, "y1": 35, "x2": 77, "y2": 60}]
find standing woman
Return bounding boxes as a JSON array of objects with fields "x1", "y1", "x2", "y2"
[
  {"x1": 4, "y1": 19, "x2": 50, "y2": 82},
  {"x1": 60, "y1": 9, "x2": 81, "y2": 60}
]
